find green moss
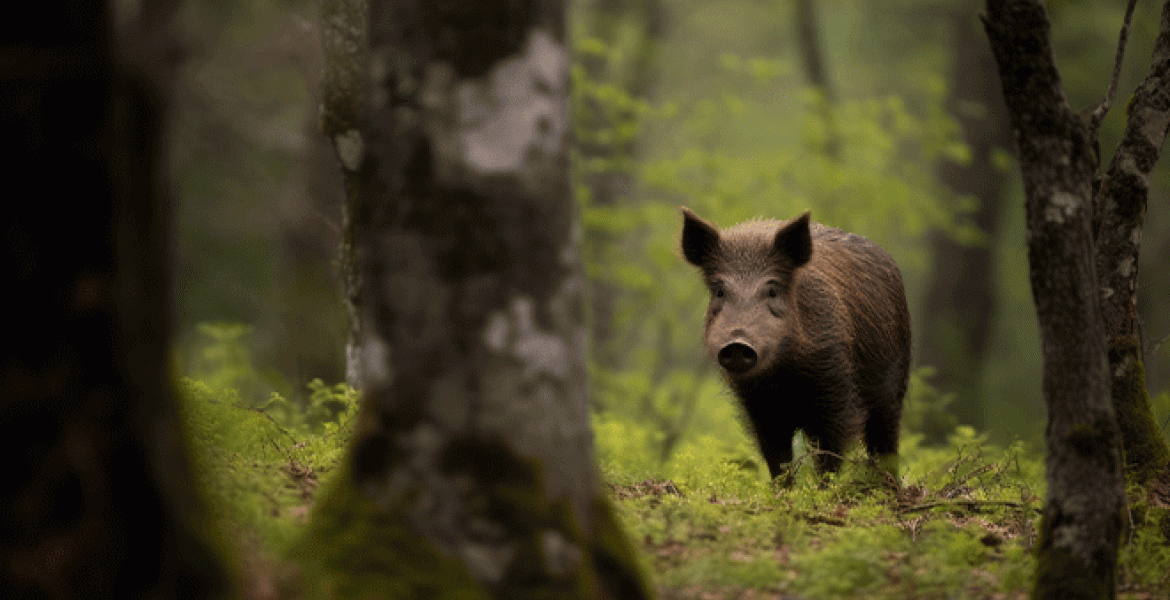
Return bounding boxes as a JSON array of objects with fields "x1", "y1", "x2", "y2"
[
  {"x1": 289, "y1": 430, "x2": 650, "y2": 600},
  {"x1": 1032, "y1": 497, "x2": 1132, "y2": 600},
  {"x1": 871, "y1": 452, "x2": 901, "y2": 487},
  {"x1": 289, "y1": 464, "x2": 488, "y2": 600},
  {"x1": 1118, "y1": 499, "x2": 1170, "y2": 590},
  {"x1": 1108, "y1": 335, "x2": 1170, "y2": 486},
  {"x1": 1063, "y1": 417, "x2": 1116, "y2": 456},
  {"x1": 1033, "y1": 554, "x2": 1110, "y2": 600}
]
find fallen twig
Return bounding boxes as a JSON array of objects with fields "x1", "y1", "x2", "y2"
[{"x1": 897, "y1": 499, "x2": 1040, "y2": 515}]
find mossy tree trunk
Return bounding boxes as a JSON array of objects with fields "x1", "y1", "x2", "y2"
[
  {"x1": 919, "y1": 3, "x2": 1011, "y2": 442},
  {"x1": 301, "y1": 0, "x2": 649, "y2": 597},
  {"x1": 1091, "y1": 0, "x2": 1170, "y2": 499},
  {"x1": 983, "y1": 1, "x2": 1125, "y2": 598},
  {"x1": 0, "y1": 1, "x2": 226, "y2": 598}
]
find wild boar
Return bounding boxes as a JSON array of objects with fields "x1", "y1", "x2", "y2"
[{"x1": 680, "y1": 208, "x2": 910, "y2": 478}]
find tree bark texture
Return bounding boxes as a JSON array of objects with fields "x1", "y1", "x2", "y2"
[
  {"x1": 983, "y1": 2, "x2": 1125, "y2": 599},
  {"x1": 0, "y1": 2, "x2": 226, "y2": 598},
  {"x1": 1093, "y1": 0, "x2": 1170, "y2": 492},
  {"x1": 920, "y1": 5, "x2": 1011, "y2": 440},
  {"x1": 300, "y1": 1, "x2": 649, "y2": 597},
  {"x1": 319, "y1": 0, "x2": 369, "y2": 389}
]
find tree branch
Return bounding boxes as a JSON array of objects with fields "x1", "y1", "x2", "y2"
[
  {"x1": 1095, "y1": 0, "x2": 1170, "y2": 337},
  {"x1": 1093, "y1": 0, "x2": 1170, "y2": 488},
  {"x1": 897, "y1": 500, "x2": 1040, "y2": 515},
  {"x1": 1087, "y1": 0, "x2": 1139, "y2": 143}
]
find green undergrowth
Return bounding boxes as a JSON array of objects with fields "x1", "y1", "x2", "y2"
[
  {"x1": 598, "y1": 424, "x2": 1170, "y2": 600},
  {"x1": 180, "y1": 373, "x2": 1170, "y2": 599},
  {"x1": 178, "y1": 332, "x2": 1168, "y2": 600},
  {"x1": 180, "y1": 376, "x2": 359, "y2": 559}
]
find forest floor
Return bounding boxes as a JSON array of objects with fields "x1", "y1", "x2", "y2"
[
  {"x1": 609, "y1": 467, "x2": 1039, "y2": 600},
  {"x1": 180, "y1": 377, "x2": 1170, "y2": 600}
]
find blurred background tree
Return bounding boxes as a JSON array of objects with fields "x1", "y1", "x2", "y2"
[
  {"x1": 175, "y1": 0, "x2": 347, "y2": 408},
  {"x1": 174, "y1": 0, "x2": 1170, "y2": 467}
]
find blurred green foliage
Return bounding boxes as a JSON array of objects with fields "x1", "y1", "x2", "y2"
[
  {"x1": 184, "y1": 322, "x2": 284, "y2": 406},
  {"x1": 574, "y1": 0, "x2": 983, "y2": 471},
  {"x1": 569, "y1": 0, "x2": 1170, "y2": 467}
]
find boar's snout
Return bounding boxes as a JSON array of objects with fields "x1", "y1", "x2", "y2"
[{"x1": 717, "y1": 342, "x2": 758, "y2": 374}]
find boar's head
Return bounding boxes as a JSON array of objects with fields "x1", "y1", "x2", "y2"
[{"x1": 680, "y1": 207, "x2": 812, "y2": 381}]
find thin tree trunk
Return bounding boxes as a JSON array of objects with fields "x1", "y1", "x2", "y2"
[
  {"x1": 0, "y1": 1, "x2": 226, "y2": 598},
  {"x1": 319, "y1": 0, "x2": 368, "y2": 389},
  {"x1": 983, "y1": 1, "x2": 1125, "y2": 598},
  {"x1": 1092, "y1": 0, "x2": 1170, "y2": 497},
  {"x1": 794, "y1": 0, "x2": 840, "y2": 159},
  {"x1": 920, "y1": 5, "x2": 1011, "y2": 440},
  {"x1": 299, "y1": 1, "x2": 649, "y2": 597},
  {"x1": 268, "y1": 15, "x2": 348, "y2": 392}
]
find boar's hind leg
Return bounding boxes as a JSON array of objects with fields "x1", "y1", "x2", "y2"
[
  {"x1": 860, "y1": 358, "x2": 907, "y2": 475},
  {"x1": 863, "y1": 395, "x2": 902, "y2": 477}
]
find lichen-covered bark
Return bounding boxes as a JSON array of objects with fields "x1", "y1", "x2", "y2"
[
  {"x1": 1, "y1": 1, "x2": 226, "y2": 597},
  {"x1": 1093, "y1": 0, "x2": 1170, "y2": 491},
  {"x1": 982, "y1": 2, "x2": 1125, "y2": 598},
  {"x1": 302, "y1": 0, "x2": 649, "y2": 597}
]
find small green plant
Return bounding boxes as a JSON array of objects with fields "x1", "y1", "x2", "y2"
[
  {"x1": 185, "y1": 321, "x2": 290, "y2": 408},
  {"x1": 1152, "y1": 388, "x2": 1170, "y2": 438},
  {"x1": 180, "y1": 375, "x2": 358, "y2": 555},
  {"x1": 1118, "y1": 481, "x2": 1170, "y2": 593},
  {"x1": 262, "y1": 378, "x2": 360, "y2": 435}
]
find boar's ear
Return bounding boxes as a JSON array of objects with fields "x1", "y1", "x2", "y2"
[
  {"x1": 681, "y1": 207, "x2": 720, "y2": 267},
  {"x1": 773, "y1": 211, "x2": 812, "y2": 267}
]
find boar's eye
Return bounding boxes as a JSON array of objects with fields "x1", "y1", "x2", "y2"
[
  {"x1": 713, "y1": 287, "x2": 725, "y2": 299},
  {"x1": 765, "y1": 281, "x2": 780, "y2": 299}
]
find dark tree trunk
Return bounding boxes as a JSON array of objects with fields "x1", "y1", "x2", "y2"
[
  {"x1": 269, "y1": 15, "x2": 348, "y2": 392},
  {"x1": 794, "y1": 0, "x2": 840, "y2": 159},
  {"x1": 983, "y1": 1, "x2": 1125, "y2": 598},
  {"x1": 919, "y1": 5, "x2": 1011, "y2": 440},
  {"x1": 1092, "y1": 0, "x2": 1170, "y2": 496},
  {"x1": 319, "y1": 0, "x2": 368, "y2": 389},
  {"x1": 0, "y1": 2, "x2": 225, "y2": 598},
  {"x1": 300, "y1": 0, "x2": 649, "y2": 597}
]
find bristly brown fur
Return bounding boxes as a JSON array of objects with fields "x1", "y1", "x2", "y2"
[{"x1": 680, "y1": 208, "x2": 911, "y2": 477}]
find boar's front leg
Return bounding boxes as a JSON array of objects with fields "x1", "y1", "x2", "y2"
[{"x1": 757, "y1": 425, "x2": 795, "y2": 479}]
